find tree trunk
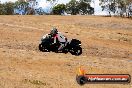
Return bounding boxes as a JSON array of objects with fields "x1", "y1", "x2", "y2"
[{"x1": 109, "y1": 11, "x2": 111, "y2": 17}]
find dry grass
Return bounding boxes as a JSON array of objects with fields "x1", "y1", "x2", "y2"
[{"x1": 0, "y1": 15, "x2": 132, "y2": 88}]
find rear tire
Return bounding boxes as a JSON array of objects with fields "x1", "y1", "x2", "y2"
[{"x1": 39, "y1": 44, "x2": 49, "y2": 52}]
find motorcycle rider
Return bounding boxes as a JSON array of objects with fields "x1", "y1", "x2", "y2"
[{"x1": 50, "y1": 27, "x2": 67, "y2": 51}]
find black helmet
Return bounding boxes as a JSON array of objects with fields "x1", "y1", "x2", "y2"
[{"x1": 50, "y1": 27, "x2": 58, "y2": 35}]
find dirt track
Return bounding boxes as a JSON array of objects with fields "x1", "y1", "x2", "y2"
[{"x1": 0, "y1": 15, "x2": 132, "y2": 88}]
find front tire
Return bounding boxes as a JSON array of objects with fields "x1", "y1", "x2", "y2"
[{"x1": 70, "y1": 46, "x2": 82, "y2": 56}]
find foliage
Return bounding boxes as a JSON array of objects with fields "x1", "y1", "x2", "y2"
[
  {"x1": 99, "y1": 0, "x2": 132, "y2": 17},
  {"x1": 53, "y1": 4, "x2": 66, "y2": 15},
  {"x1": 14, "y1": 0, "x2": 28, "y2": 9},
  {"x1": 99, "y1": 0, "x2": 117, "y2": 16},
  {"x1": 78, "y1": 0, "x2": 94, "y2": 15},
  {"x1": 0, "y1": 0, "x2": 94, "y2": 15},
  {"x1": 0, "y1": 1, "x2": 29, "y2": 15},
  {"x1": 66, "y1": 0, "x2": 79, "y2": 15},
  {"x1": 0, "y1": 3, "x2": 5, "y2": 15},
  {"x1": 0, "y1": 2, "x2": 14, "y2": 15},
  {"x1": 66, "y1": 0, "x2": 94, "y2": 15}
]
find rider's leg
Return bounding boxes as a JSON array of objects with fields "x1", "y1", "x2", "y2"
[{"x1": 58, "y1": 42, "x2": 65, "y2": 51}]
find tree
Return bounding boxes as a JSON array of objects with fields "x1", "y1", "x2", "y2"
[
  {"x1": 66, "y1": 0, "x2": 93, "y2": 15},
  {"x1": 2, "y1": 2, "x2": 14, "y2": 15},
  {"x1": 66, "y1": 0, "x2": 79, "y2": 15},
  {"x1": 99, "y1": 0, "x2": 117, "y2": 16},
  {"x1": 78, "y1": 0, "x2": 94, "y2": 15},
  {"x1": 46, "y1": 0, "x2": 59, "y2": 14},
  {"x1": 14, "y1": 0, "x2": 29, "y2": 15},
  {"x1": 123, "y1": 0, "x2": 132, "y2": 18},
  {"x1": 0, "y1": 3, "x2": 5, "y2": 15},
  {"x1": 26, "y1": 7, "x2": 35, "y2": 15},
  {"x1": 99, "y1": 0, "x2": 132, "y2": 17},
  {"x1": 14, "y1": 0, "x2": 28, "y2": 9},
  {"x1": 53, "y1": 4, "x2": 66, "y2": 15}
]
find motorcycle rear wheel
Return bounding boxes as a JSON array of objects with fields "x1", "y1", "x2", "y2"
[{"x1": 39, "y1": 44, "x2": 49, "y2": 52}]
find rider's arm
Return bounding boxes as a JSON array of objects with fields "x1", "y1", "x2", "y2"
[{"x1": 53, "y1": 34, "x2": 58, "y2": 44}]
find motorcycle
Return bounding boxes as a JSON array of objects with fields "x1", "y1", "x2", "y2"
[{"x1": 39, "y1": 34, "x2": 82, "y2": 56}]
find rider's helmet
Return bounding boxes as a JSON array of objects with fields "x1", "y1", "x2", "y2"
[{"x1": 50, "y1": 27, "x2": 58, "y2": 36}]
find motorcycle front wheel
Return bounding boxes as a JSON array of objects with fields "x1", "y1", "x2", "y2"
[{"x1": 70, "y1": 46, "x2": 82, "y2": 56}]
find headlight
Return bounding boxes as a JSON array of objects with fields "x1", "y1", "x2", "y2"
[{"x1": 79, "y1": 44, "x2": 81, "y2": 46}]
